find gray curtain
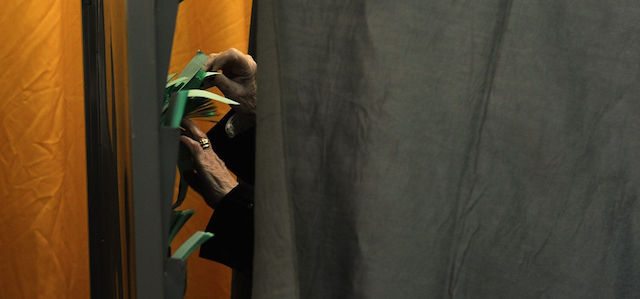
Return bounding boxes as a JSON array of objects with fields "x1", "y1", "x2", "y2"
[{"x1": 254, "y1": 1, "x2": 640, "y2": 298}]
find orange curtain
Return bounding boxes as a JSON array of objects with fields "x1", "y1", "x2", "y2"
[
  {"x1": 169, "y1": 1, "x2": 253, "y2": 298},
  {"x1": 0, "y1": 0, "x2": 89, "y2": 298},
  {"x1": 0, "y1": 0, "x2": 251, "y2": 298}
]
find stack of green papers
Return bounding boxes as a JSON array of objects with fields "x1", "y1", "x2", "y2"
[{"x1": 162, "y1": 50, "x2": 239, "y2": 128}]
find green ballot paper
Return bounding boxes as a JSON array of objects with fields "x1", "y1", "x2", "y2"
[
  {"x1": 168, "y1": 209, "x2": 196, "y2": 246},
  {"x1": 162, "y1": 50, "x2": 239, "y2": 128},
  {"x1": 172, "y1": 231, "x2": 214, "y2": 259}
]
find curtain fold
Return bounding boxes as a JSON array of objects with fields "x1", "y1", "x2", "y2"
[{"x1": 255, "y1": 1, "x2": 640, "y2": 298}]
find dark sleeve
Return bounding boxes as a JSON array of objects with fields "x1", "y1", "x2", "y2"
[
  {"x1": 199, "y1": 182, "x2": 254, "y2": 274},
  {"x1": 206, "y1": 110, "x2": 255, "y2": 185},
  {"x1": 199, "y1": 111, "x2": 256, "y2": 273}
]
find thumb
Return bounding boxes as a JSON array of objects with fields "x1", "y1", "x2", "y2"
[{"x1": 179, "y1": 135, "x2": 202, "y2": 157}]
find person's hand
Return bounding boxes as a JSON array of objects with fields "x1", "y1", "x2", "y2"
[
  {"x1": 180, "y1": 118, "x2": 238, "y2": 208},
  {"x1": 203, "y1": 48, "x2": 257, "y2": 121}
]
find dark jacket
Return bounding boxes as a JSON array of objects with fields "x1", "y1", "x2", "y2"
[{"x1": 199, "y1": 111, "x2": 256, "y2": 274}]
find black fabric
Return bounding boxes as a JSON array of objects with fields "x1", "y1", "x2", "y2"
[
  {"x1": 199, "y1": 111, "x2": 256, "y2": 275},
  {"x1": 199, "y1": 181, "x2": 254, "y2": 274},
  {"x1": 254, "y1": 1, "x2": 640, "y2": 298},
  {"x1": 231, "y1": 269, "x2": 254, "y2": 299},
  {"x1": 197, "y1": 112, "x2": 256, "y2": 299},
  {"x1": 207, "y1": 110, "x2": 256, "y2": 185}
]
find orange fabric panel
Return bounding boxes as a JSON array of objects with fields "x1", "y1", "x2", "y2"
[
  {"x1": 0, "y1": 0, "x2": 89, "y2": 298},
  {"x1": 104, "y1": 0, "x2": 135, "y2": 296},
  {"x1": 0, "y1": 0, "x2": 251, "y2": 297},
  {"x1": 168, "y1": 1, "x2": 253, "y2": 298}
]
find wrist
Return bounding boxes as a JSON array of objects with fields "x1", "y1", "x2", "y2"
[{"x1": 208, "y1": 179, "x2": 239, "y2": 209}]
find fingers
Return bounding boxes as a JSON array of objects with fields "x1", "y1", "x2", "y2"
[
  {"x1": 180, "y1": 118, "x2": 207, "y2": 140},
  {"x1": 203, "y1": 48, "x2": 256, "y2": 79},
  {"x1": 204, "y1": 48, "x2": 242, "y2": 73},
  {"x1": 179, "y1": 134, "x2": 223, "y2": 167},
  {"x1": 179, "y1": 132, "x2": 238, "y2": 208},
  {"x1": 179, "y1": 135, "x2": 213, "y2": 177},
  {"x1": 201, "y1": 48, "x2": 257, "y2": 118},
  {"x1": 179, "y1": 135, "x2": 203, "y2": 157},
  {"x1": 209, "y1": 73, "x2": 245, "y2": 100},
  {"x1": 203, "y1": 52, "x2": 219, "y2": 71},
  {"x1": 201, "y1": 71, "x2": 256, "y2": 113}
]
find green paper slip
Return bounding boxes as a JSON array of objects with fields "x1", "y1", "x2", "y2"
[
  {"x1": 176, "y1": 50, "x2": 209, "y2": 82},
  {"x1": 164, "y1": 91, "x2": 188, "y2": 128},
  {"x1": 168, "y1": 209, "x2": 196, "y2": 246},
  {"x1": 162, "y1": 52, "x2": 234, "y2": 124},
  {"x1": 166, "y1": 76, "x2": 190, "y2": 89},
  {"x1": 199, "y1": 71, "x2": 221, "y2": 89},
  {"x1": 173, "y1": 172, "x2": 189, "y2": 209},
  {"x1": 167, "y1": 72, "x2": 178, "y2": 82},
  {"x1": 186, "y1": 90, "x2": 239, "y2": 105},
  {"x1": 163, "y1": 90, "x2": 235, "y2": 122},
  {"x1": 172, "y1": 231, "x2": 214, "y2": 259},
  {"x1": 182, "y1": 69, "x2": 206, "y2": 90},
  {"x1": 170, "y1": 71, "x2": 219, "y2": 89},
  {"x1": 205, "y1": 71, "x2": 220, "y2": 78},
  {"x1": 169, "y1": 210, "x2": 182, "y2": 233}
]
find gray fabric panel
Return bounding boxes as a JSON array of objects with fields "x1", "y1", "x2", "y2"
[
  {"x1": 255, "y1": 1, "x2": 640, "y2": 298},
  {"x1": 254, "y1": 0, "x2": 300, "y2": 298}
]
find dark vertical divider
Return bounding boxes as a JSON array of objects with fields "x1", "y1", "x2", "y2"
[
  {"x1": 81, "y1": 0, "x2": 126, "y2": 298},
  {"x1": 82, "y1": 0, "x2": 183, "y2": 297}
]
